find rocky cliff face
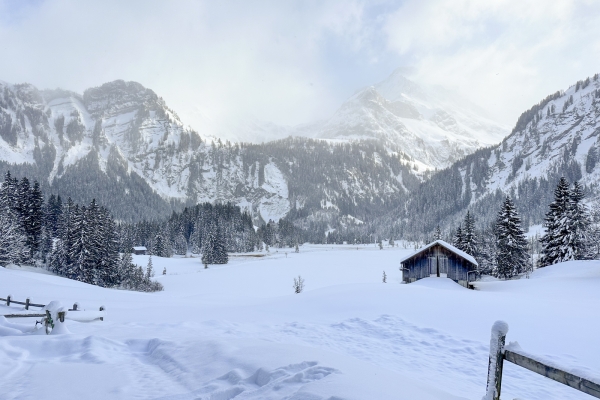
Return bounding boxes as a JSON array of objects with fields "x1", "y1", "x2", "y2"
[{"x1": 0, "y1": 80, "x2": 416, "y2": 223}]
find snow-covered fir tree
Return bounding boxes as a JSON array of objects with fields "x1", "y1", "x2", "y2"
[
  {"x1": 453, "y1": 224, "x2": 463, "y2": 249},
  {"x1": 539, "y1": 178, "x2": 591, "y2": 266},
  {"x1": 476, "y1": 224, "x2": 497, "y2": 275},
  {"x1": 146, "y1": 255, "x2": 154, "y2": 279},
  {"x1": 0, "y1": 171, "x2": 161, "y2": 291},
  {"x1": 433, "y1": 225, "x2": 442, "y2": 241},
  {"x1": 494, "y1": 196, "x2": 529, "y2": 279},
  {"x1": 153, "y1": 234, "x2": 168, "y2": 257},
  {"x1": 539, "y1": 177, "x2": 571, "y2": 266},
  {"x1": 566, "y1": 181, "x2": 590, "y2": 260},
  {"x1": 461, "y1": 211, "x2": 478, "y2": 257},
  {"x1": 0, "y1": 213, "x2": 28, "y2": 266},
  {"x1": 201, "y1": 221, "x2": 228, "y2": 265}
]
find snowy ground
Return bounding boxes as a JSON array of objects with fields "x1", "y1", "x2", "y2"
[{"x1": 1, "y1": 244, "x2": 599, "y2": 399}]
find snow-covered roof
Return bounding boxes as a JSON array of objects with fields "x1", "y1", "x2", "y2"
[
  {"x1": 132, "y1": 246, "x2": 147, "y2": 251},
  {"x1": 400, "y1": 240, "x2": 478, "y2": 266}
]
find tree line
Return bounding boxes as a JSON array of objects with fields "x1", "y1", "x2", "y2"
[
  {"x1": 0, "y1": 171, "x2": 162, "y2": 291},
  {"x1": 449, "y1": 177, "x2": 595, "y2": 279}
]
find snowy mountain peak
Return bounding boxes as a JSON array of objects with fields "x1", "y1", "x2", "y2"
[
  {"x1": 373, "y1": 69, "x2": 428, "y2": 102},
  {"x1": 315, "y1": 70, "x2": 508, "y2": 170}
]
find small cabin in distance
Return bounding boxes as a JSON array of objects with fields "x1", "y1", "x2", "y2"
[
  {"x1": 132, "y1": 246, "x2": 147, "y2": 255},
  {"x1": 400, "y1": 240, "x2": 478, "y2": 288}
]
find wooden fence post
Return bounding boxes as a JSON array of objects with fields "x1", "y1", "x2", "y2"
[
  {"x1": 484, "y1": 321, "x2": 509, "y2": 400},
  {"x1": 25, "y1": 298, "x2": 30, "y2": 310},
  {"x1": 58, "y1": 311, "x2": 65, "y2": 323},
  {"x1": 72, "y1": 303, "x2": 78, "y2": 311},
  {"x1": 99, "y1": 306, "x2": 104, "y2": 321},
  {"x1": 6, "y1": 295, "x2": 10, "y2": 306}
]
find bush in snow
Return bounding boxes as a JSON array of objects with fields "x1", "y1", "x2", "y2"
[{"x1": 293, "y1": 275, "x2": 305, "y2": 294}]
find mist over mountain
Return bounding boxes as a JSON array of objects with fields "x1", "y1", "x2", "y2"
[
  {"x1": 377, "y1": 73, "x2": 600, "y2": 239},
  {"x1": 200, "y1": 70, "x2": 509, "y2": 171},
  {"x1": 1, "y1": 71, "x2": 596, "y2": 240}
]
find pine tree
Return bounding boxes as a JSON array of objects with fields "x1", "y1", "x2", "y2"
[
  {"x1": 566, "y1": 181, "x2": 590, "y2": 260},
  {"x1": 540, "y1": 177, "x2": 572, "y2": 266},
  {"x1": 0, "y1": 171, "x2": 15, "y2": 215},
  {"x1": 453, "y1": 224, "x2": 464, "y2": 249},
  {"x1": 0, "y1": 212, "x2": 28, "y2": 266},
  {"x1": 98, "y1": 207, "x2": 120, "y2": 286},
  {"x1": 146, "y1": 255, "x2": 154, "y2": 279},
  {"x1": 433, "y1": 225, "x2": 442, "y2": 241},
  {"x1": 48, "y1": 239, "x2": 68, "y2": 275},
  {"x1": 153, "y1": 234, "x2": 166, "y2": 257},
  {"x1": 64, "y1": 203, "x2": 82, "y2": 279},
  {"x1": 494, "y1": 196, "x2": 528, "y2": 279},
  {"x1": 27, "y1": 181, "x2": 44, "y2": 259},
  {"x1": 61, "y1": 198, "x2": 76, "y2": 275},
  {"x1": 477, "y1": 224, "x2": 497, "y2": 275},
  {"x1": 212, "y1": 223, "x2": 229, "y2": 264},
  {"x1": 201, "y1": 221, "x2": 216, "y2": 265},
  {"x1": 118, "y1": 252, "x2": 135, "y2": 288},
  {"x1": 462, "y1": 211, "x2": 478, "y2": 257}
]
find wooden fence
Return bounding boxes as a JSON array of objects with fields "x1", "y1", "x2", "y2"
[
  {"x1": 484, "y1": 320, "x2": 600, "y2": 399},
  {"x1": 0, "y1": 295, "x2": 105, "y2": 322}
]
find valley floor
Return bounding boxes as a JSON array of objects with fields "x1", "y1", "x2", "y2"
[{"x1": 1, "y1": 244, "x2": 599, "y2": 399}]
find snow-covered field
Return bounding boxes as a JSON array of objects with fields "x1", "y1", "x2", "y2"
[{"x1": 1, "y1": 244, "x2": 599, "y2": 399}]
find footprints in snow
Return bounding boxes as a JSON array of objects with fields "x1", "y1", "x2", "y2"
[{"x1": 154, "y1": 361, "x2": 339, "y2": 400}]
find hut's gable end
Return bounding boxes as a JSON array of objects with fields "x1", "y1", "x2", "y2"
[{"x1": 401, "y1": 241, "x2": 477, "y2": 288}]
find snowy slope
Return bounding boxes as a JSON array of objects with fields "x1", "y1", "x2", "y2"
[
  {"x1": 1, "y1": 246, "x2": 599, "y2": 399},
  {"x1": 452, "y1": 74, "x2": 600, "y2": 208},
  {"x1": 390, "y1": 73, "x2": 600, "y2": 236},
  {"x1": 481, "y1": 76, "x2": 600, "y2": 193}
]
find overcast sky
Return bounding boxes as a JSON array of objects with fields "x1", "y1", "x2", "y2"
[{"x1": 0, "y1": 0, "x2": 599, "y2": 132}]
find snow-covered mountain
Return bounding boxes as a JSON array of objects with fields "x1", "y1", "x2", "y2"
[
  {"x1": 180, "y1": 69, "x2": 508, "y2": 172},
  {"x1": 389, "y1": 73, "x2": 600, "y2": 237},
  {"x1": 0, "y1": 80, "x2": 416, "y2": 223},
  {"x1": 315, "y1": 70, "x2": 508, "y2": 170}
]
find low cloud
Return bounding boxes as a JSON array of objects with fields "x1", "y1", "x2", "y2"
[{"x1": 0, "y1": 0, "x2": 598, "y2": 132}]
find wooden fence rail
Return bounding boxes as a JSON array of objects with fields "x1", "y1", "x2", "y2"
[
  {"x1": 0, "y1": 295, "x2": 45, "y2": 309},
  {"x1": 484, "y1": 320, "x2": 600, "y2": 399},
  {"x1": 1, "y1": 295, "x2": 104, "y2": 322}
]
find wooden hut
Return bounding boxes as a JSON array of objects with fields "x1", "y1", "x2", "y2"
[
  {"x1": 400, "y1": 240, "x2": 478, "y2": 288},
  {"x1": 132, "y1": 246, "x2": 147, "y2": 255}
]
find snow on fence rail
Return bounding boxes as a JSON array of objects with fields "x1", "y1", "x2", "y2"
[
  {"x1": 484, "y1": 320, "x2": 600, "y2": 399},
  {"x1": 0, "y1": 295, "x2": 105, "y2": 322}
]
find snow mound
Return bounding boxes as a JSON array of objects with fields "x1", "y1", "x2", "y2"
[
  {"x1": 529, "y1": 260, "x2": 600, "y2": 280},
  {"x1": 410, "y1": 277, "x2": 467, "y2": 291}
]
